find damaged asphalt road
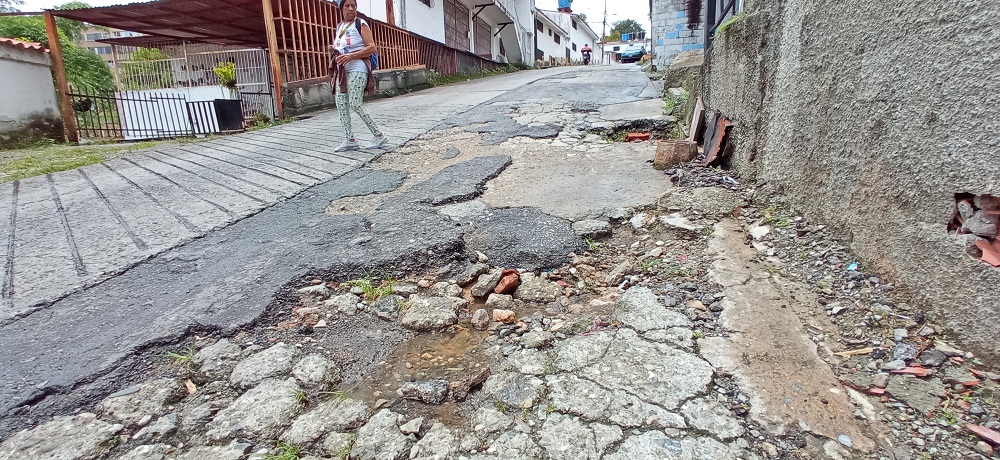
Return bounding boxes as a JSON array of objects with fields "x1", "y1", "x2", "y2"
[{"x1": 0, "y1": 66, "x2": 657, "y2": 437}]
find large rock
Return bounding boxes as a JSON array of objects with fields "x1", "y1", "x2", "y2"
[
  {"x1": 604, "y1": 432, "x2": 739, "y2": 459},
  {"x1": 470, "y1": 407, "x2": 513, "y2": 437},
  {"x1": 653, "y1": 140, "x2": 698, "y2": 170},
  {"x1": 614, "y1": 287, "x2": 692, "y2": 333},
  {"x1": 480, "y1": 372, "x2": 546, "y2": 411},
  {"x1": 350, "y1": 409, "x2": 413, "y2": 460},
  {"x1": 100, "y1": 379, "x2": 186, "y2": 426},
  {"x1": 411, "y1": 423, "x2": 459, "y2": 459},
  {"x1": 229, "y1": 342, "x2": 299, "y2": 389},
  {"x1": 114, "y1": 443, "x2": 173, "y2": 460},
  {"x1": 173, "y1": 441, "x2": 251, "y2": 460},
  {"x1": 193, "y1": 339, "x2": 243, "y2": 376},
  {"x1": 292, "y1": 354, "x2": 342, "y2": 389},
  {"x1": 886, "y1": 376, "x2": 945, "y2": 415},
  {"x1": 553, "y1": 329, "x2": 712, "y2": 410},
  {"x1": 471, "y1": 308, "x2": 491, "y2": 330},
  {"x1": 398, "y1": 380, "x2": 449, "y2": 404},
  {"x1": 537, "y1": 414, "x2": 623, "y2": 460},
  {"x1": 454, "y1": 263, "x2": 489, "y2": 285},
  {"x1": 325, "y1": 293, "x2": 360, "y2": 316},
  {"x1": 371, "y1": 295, "x2": 404, "y2": 320},
  {"x1": 320, "y1": 433, "x2": 355, "y2": 457},
  {"x1": 513, "y1": 273, "x2": 562, "y2": 302},
  {"x1": 572, "y1": 219, "x2": 612, "y2": 238},
  {"x1": 206, "y1": 378, "x2": 303, "y2": 440},
  {"x1": 0, "y1": 413, "x2": 123, "y2": 460},
  {"x1": 297, "y1": 284, "x2": 332, "y2": 300},
  {"x1": 399, "y1": 296, "x2": 468, "y2": 331},
  {"x1": 604, "y1": 261, "x2": 632, "y2": 286},
  {"x1": 281, "y1": 398, "x2": 370, "y2": 446},
  {"x1": 470, "y1": 270, "x2": 503, "y2": 298},
  {"x1": 680, "y1": 398, "x2": 745, "y2": 440},
  {"x1": 546, "y1": 374, "x2": 687, "y2": 428},
  {"x1": 132, "y1": 413, "x2": 178, "y2": 441}
]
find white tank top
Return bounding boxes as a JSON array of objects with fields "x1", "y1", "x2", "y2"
[{"x1": 334, "y1": 18, "x2": 369, "y2": 74}]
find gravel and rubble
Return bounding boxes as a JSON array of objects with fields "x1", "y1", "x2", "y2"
[{"x1": 4, "y1": 167, "x2": 998, "y2": 459}]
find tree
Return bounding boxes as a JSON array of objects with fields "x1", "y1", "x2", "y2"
[
  {"x1": 0, "y1": 12, "x2": 114, "y2": 92},
  {"x1": 576, "y1": 13, "x2": 587, "y2": 22},
  {"x1": 0, "y1": 0, "x2": 23, "y2": 13},
  {"x1": 603, "y1": 18, "x2": 645, "y2": 41},
  {"x1": 54, "y1": 2, "x2": 93, "y2": 42}
]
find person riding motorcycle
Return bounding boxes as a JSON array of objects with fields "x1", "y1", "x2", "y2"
[{"x1": 581, "y1": 44, "x2": 592, "y2": 65}]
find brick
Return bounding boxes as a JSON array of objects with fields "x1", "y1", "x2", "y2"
[{"x1": 653, "y1": 140, "x2": 698, "y2": 170}]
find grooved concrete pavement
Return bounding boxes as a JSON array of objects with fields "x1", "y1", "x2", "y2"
[{"x1": 0, "y1": 67, "x2": 572, "y2": 323}]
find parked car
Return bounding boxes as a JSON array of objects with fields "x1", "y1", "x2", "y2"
[{"x1": 619, "y1": 45, "x2": 646, "y2": 63}]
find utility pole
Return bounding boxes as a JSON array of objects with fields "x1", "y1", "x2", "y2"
[{"x1": 600, "y1": 0, "x2": 606, "y2": 64}]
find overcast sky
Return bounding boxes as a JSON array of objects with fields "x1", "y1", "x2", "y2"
[{"x1": 17, "y1": 0, "x2": 652, "y2": 38}]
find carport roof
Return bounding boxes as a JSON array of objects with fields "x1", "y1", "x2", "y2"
[{"x1": 50, "y1": 0, "x2": 268, "y2": 47}]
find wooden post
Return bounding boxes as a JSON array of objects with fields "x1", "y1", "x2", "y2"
[
  {"x1": 385, "y1": 0, "x2": 395, "y2": 26},
  {"x1": 44, "y1": 11, "x2": 79, "y2": 143},
  {"x1": 110, "y1": 44, "x2": 122, "y2": 89},
  {"x1": 261, "y1": 0, "x2": 285, "y2": 119}
]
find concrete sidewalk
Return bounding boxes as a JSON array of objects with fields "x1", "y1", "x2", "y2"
[{"x1": 0, "y1": 68, "x2": 571, "y2": 323}]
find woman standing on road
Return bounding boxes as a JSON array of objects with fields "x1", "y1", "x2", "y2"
[{"x1": 330, "y1": 0, "x2": 387, "y2": 151}]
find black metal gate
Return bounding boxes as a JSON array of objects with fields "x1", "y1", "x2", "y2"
[{"x1": 68, "y1": 86, "x2": 274, "y2": 142}]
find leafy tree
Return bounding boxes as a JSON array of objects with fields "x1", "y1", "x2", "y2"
[
  {"x1": 119, "y1": 47, "x2": 174, "y2": 90},
  {"x1": 0, "y1": 12, "x2": 114, "y2": 92},
  {"x1": 602, "y1": 18, "x2": 645, "y2": 41},
  {"x1": 54, "y1": 2, "x2": 93, "y2": 42},
  {"x1": 0, "y1": 0, "x2": 23, "y2": 13}
]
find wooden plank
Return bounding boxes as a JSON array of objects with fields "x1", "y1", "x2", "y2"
[
  {"x1": 44, "y1": 12, "x2": 78, "y2": 143},
  {"x1": 261, "y1": 0, "x2": 285, "y2": 118}
]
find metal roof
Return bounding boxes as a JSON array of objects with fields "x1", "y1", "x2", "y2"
[
  {"x1": 50, "y1": 0, "x2": 268, "y2": 47},
  {"x1": 0, "y1": 37, "x2": 49, "y2": 53}
]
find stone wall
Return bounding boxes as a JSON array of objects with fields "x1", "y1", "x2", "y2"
[
  {"x1": 701, "y1": 0, "x2": 1000, "y2": 361},
  {"x1": 652, "y1": 0, "x2": 704, "y2": 68}
]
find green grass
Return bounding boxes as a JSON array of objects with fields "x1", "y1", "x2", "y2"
[
  {"x1": 263, "y1": 441, "x2": 303, "y2": 460},
  {"x1": 165, "y1": 345, "x2": 196, "y2": 368},
  {"x1": 639, "y1": 259, "x2": 661, "y2": 272},
  {"x1": 1, "y1": 141, "x2": 157, "y2": 182},
  {"x1": 343, "y1": 271, "x2": 397, "y2": 302},
  {"x1": 715, "y1": 13, "x2": 745, "y2": 36}
]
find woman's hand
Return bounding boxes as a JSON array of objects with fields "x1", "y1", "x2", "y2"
[{"x1": 335, "y1": 53, "x2": 354, "y2": 65}]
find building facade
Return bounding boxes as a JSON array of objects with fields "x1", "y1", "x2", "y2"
[
  {"x1": 78, "y1": 27, "x2": 141, "y2": 63},
  {"x1": 535, "y1": 9, "x2": 597, "y2": 64}
]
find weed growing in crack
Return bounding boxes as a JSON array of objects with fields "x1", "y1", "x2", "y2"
[
  {"x1": 493, "y1": 399, "x2": 508, "y2": 413},
  {"x1": 639, "y1": 258, "x2": 661, "y2": 273},
  {"x1": 334, "y1": 436, "x2": 356, "y2": 459},
  {"x1": 293, "y1": 389, "x2": 309, "y2": 405},
  {"x1": 264, "y1": 441, "x2": 303, "y2": 460},
  {"x1": 584, "y1": 238, "x2": 602, "y2": 252},
  {"x1": 165, "y1": 345, "x2": 196, "y2": 369},
  {"x1": 344, "y1": 270, "x2": 397, "y2": 302},
  {"x1": 545, "y1": 404, "x2": 558, "y2": 414}
]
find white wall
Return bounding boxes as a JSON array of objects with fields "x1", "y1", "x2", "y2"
[
  {"x1": 534, "y1": 13, "x2": 568, "y2": 62},
  {"x1": 0, "y1": 45, "x2": 59, "y2": 140},
  {"x1": 536, "y1": 10, "x2": 597, "y2": 62},
  {"x1": 401, "y1": 0, "x2": 445, "y2": 43},
  {"x1": 359, "y1": 0, "x2": 389, "y2": 22}
]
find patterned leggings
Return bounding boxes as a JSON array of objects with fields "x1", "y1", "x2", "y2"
[{"x1": 336, "y1": 71, "x2": 382, "y2": 140}]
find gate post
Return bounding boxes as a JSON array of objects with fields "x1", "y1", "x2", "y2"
[
  {"x1": 44, "y1": 11, "x2": 79, "y2": 144},
  {"x1": 261, "y1": 0, "x2": 285, "y2": 120}
]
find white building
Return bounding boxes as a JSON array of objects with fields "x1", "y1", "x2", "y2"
[
  {"x1": 369, "y1": 0, "x2": 535, "y2": 65},
  {"x1": 0, "y1": 38, "x2": 64, "y2": 147},
  {"x1": 535, "y1": 9, "x2": 598, "y2": 64}
]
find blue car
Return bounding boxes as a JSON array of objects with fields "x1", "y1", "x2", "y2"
[{"x1": 619, "y1": 44, "x2": 646, "y2": 63}]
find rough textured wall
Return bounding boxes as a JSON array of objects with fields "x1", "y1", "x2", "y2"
[
  {"x1": 702, "y1": 0, "x2": 1000, "y2": 361},
  {"x1": 652, "y1": 0, "x2": 705, "y2": 68},
  {"x1": 0, "y1": 47, "x2": 63, "y2": 147}
]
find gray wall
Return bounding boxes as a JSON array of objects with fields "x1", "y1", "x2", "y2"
[
  {"x1": 702, "y1": 0, "x2": 1000, "y2": 361},
  {"x1": 0, "y1": 45, "x2": 64, "y2": 147}
]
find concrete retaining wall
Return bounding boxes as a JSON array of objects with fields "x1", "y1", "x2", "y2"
[
  {"x1": 0, "y1": 44, "x2": 64, "y2": 147},
  {"x1": 282, "y1": 66, "x2": 431, "y2": 117},
  {"x1": 702, "y1": 0, "x2": 1000, "y2": 361}
]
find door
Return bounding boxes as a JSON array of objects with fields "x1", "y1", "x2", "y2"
[
  {"x1": 474, "y1": 18, "x2": 491, "y2": 58},
  {"x1": 444, "y1": 0, "x2": 471, "y2": 52}
]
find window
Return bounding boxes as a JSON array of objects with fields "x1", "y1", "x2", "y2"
[
  {"x1": 85, "y1": 32, "x2": 107, "y2": 41},
  {"x1": 548, "y1": 28, "x2": 552, "y2": 37},
  {"x1": 572, "y1": 43, "x2": 577, "y2": 51},
  {"x1": 92, "y1": 46, "x2": 111, "y2": 55},
  {"x1": 571, "y1": 20, "x2": 577, "y2": 29},
  {"x1": 554, "y1": 34, "x2": 560, "y2": 44},
  {"x1": 536, "y1": 19, "x2": 543, "y2": 31}
]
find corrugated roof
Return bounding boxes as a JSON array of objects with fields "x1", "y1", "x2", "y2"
[
  {"x1": 50, "y1": 0, "x2": 268, "y2": 47},
  {"x1": 0, "y1": 37, "x2": 49, "y2": 53}
]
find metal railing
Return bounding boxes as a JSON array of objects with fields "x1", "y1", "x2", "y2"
[
  {"x1": 705, "y1": 0, "x2": 742, "y2": 47},
  {"x1": 272, "y1": 0, "x2": 502, "y2": 84}
]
